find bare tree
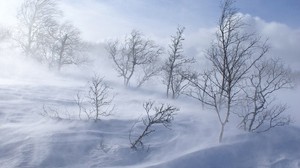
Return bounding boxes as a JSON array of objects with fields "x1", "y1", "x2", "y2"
[
  {"x1": 129, "y1": 101, "x2": 178, "y2": 150},
  {"x1": 88, "y1": 75, "x2": 114, "y2": 121},
  {"x1": 163, "y1": 26, "x2": 194, "y2": 99},
  {"x1": 46, "y1": 22, "x2": 86, "y2": 71},
  {"x1": 186, "y1": 0, "x2": 269, "y2": 142},
  {"x1": 16, "y1": 0, "x2": 86, "y2": 70},
  {"x1": 238, "y1": 58, "x2": 293, "y2": 132},
  {"x1": 77, "y1": 75, "x2": 114, "y2": 121},
  {"x1": 107, "y1": 30, "x2": 162, "y2": 87},
  {"x1": 16, "y1": 0, "x2": 61, "y2": 61}
]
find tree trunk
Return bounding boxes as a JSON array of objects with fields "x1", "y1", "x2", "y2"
[{"x1": 219, "y1": 123, "x2": 225, "y2": 143}]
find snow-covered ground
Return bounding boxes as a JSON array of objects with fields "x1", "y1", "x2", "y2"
[{"x1": 1, "y1": 53, "x2": 300, "y2": 168}]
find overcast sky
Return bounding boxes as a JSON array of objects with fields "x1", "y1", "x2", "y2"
[{"x1": 0, "y1": 0, "x2": 299, "y2": 70}]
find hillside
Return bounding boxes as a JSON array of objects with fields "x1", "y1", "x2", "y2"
[{"x1": 0, "y1": 60, "x2": 299, "y2": 168}]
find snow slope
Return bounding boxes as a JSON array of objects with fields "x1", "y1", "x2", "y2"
[
  {"x1": 149, "y1": 127, "x2": 300, "y2": 168},
  {"x1": 0, "y1": 54, "x2": 300, "y2": 168}
]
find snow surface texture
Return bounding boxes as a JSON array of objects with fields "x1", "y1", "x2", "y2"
[{"x1": 1, "y1": 53, "x2": 300, "y2": 168}]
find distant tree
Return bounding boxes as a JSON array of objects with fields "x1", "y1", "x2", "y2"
[
  {"x1": 107, "y1": 30, "x2": 162, "y2": 87},
  {"x1": 186, "y1": 0, "x2": 269, "y2": 142},
  {"x1": 129, "y1": 101, "x2": 178, "y2": 150},
  {"x1": 162, "y1": 26, "x2": 194, "y2": 99},
  {"x1": 0, "y1": 27, "x2": 10, "y2": 42},
  {"x1": 45, "y1": 22, "x2": 86, "y2": 71},
  {"x1": 16, "y1": 0, "x2": 61, "y2": 61},
  {"x1": 16, "y1": 0, "x2": 86, "y2": 71},
  {"x1": 238, "y1": 58, "x2": 293, "y2": 132}
]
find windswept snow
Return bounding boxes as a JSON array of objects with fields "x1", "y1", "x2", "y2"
[
  {"x1": 0, "y1": 47, "x2": 300, "y2": 168},
  {"x1": 0, "y1": 67, "x2": 300, "y2": 168}
]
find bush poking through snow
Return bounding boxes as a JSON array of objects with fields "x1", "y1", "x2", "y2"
[
  {"x1": 41, "y1": 105, "x2": 73, "y2": 120},
  {"x1": 129, "y1": 101, "x2": 179, "y2": 150},
  {"x1": 42, "y1": 75, "x2": 114, "y2": 121}
]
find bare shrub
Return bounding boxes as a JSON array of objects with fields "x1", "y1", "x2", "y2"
[
  {"x1": 41, "y1": 105, "x2": 74, "y2": 120},
  {"x1": 129, "y1": 101, "x2": 178, "y2": 150},
  {"x1": 42, "y1": 75, "x2": 114, "y2": 121}
]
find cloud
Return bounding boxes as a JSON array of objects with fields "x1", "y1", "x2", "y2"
[
  {"x1": 181, "y1": 14, "x2": 300, "y2": 71},
  {"x1": 243, "y1": 14, "x2": 300, "y2": 70}
]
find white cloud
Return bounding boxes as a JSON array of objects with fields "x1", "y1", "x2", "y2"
[
  {"x1": 243, "y1": 14, "x2": 300, "y2": 70},
  {"x1": 181, "y1": 14, "x2": 300, "y2": 71}
]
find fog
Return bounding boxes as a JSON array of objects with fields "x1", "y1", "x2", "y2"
[{"x1": 0, "y1": 0, "x2": 299, "y2": 167}]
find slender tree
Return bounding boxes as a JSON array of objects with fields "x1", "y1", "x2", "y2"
[
  {"x1": 186, "y1": 0, "x2": 268, "y2": 142},
  {"x1": 163, "y1": 26, "x2": 194, "y2": 99},
  {"x1": 76, "y1": 75, "x2": 114, "y2": 121}
]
